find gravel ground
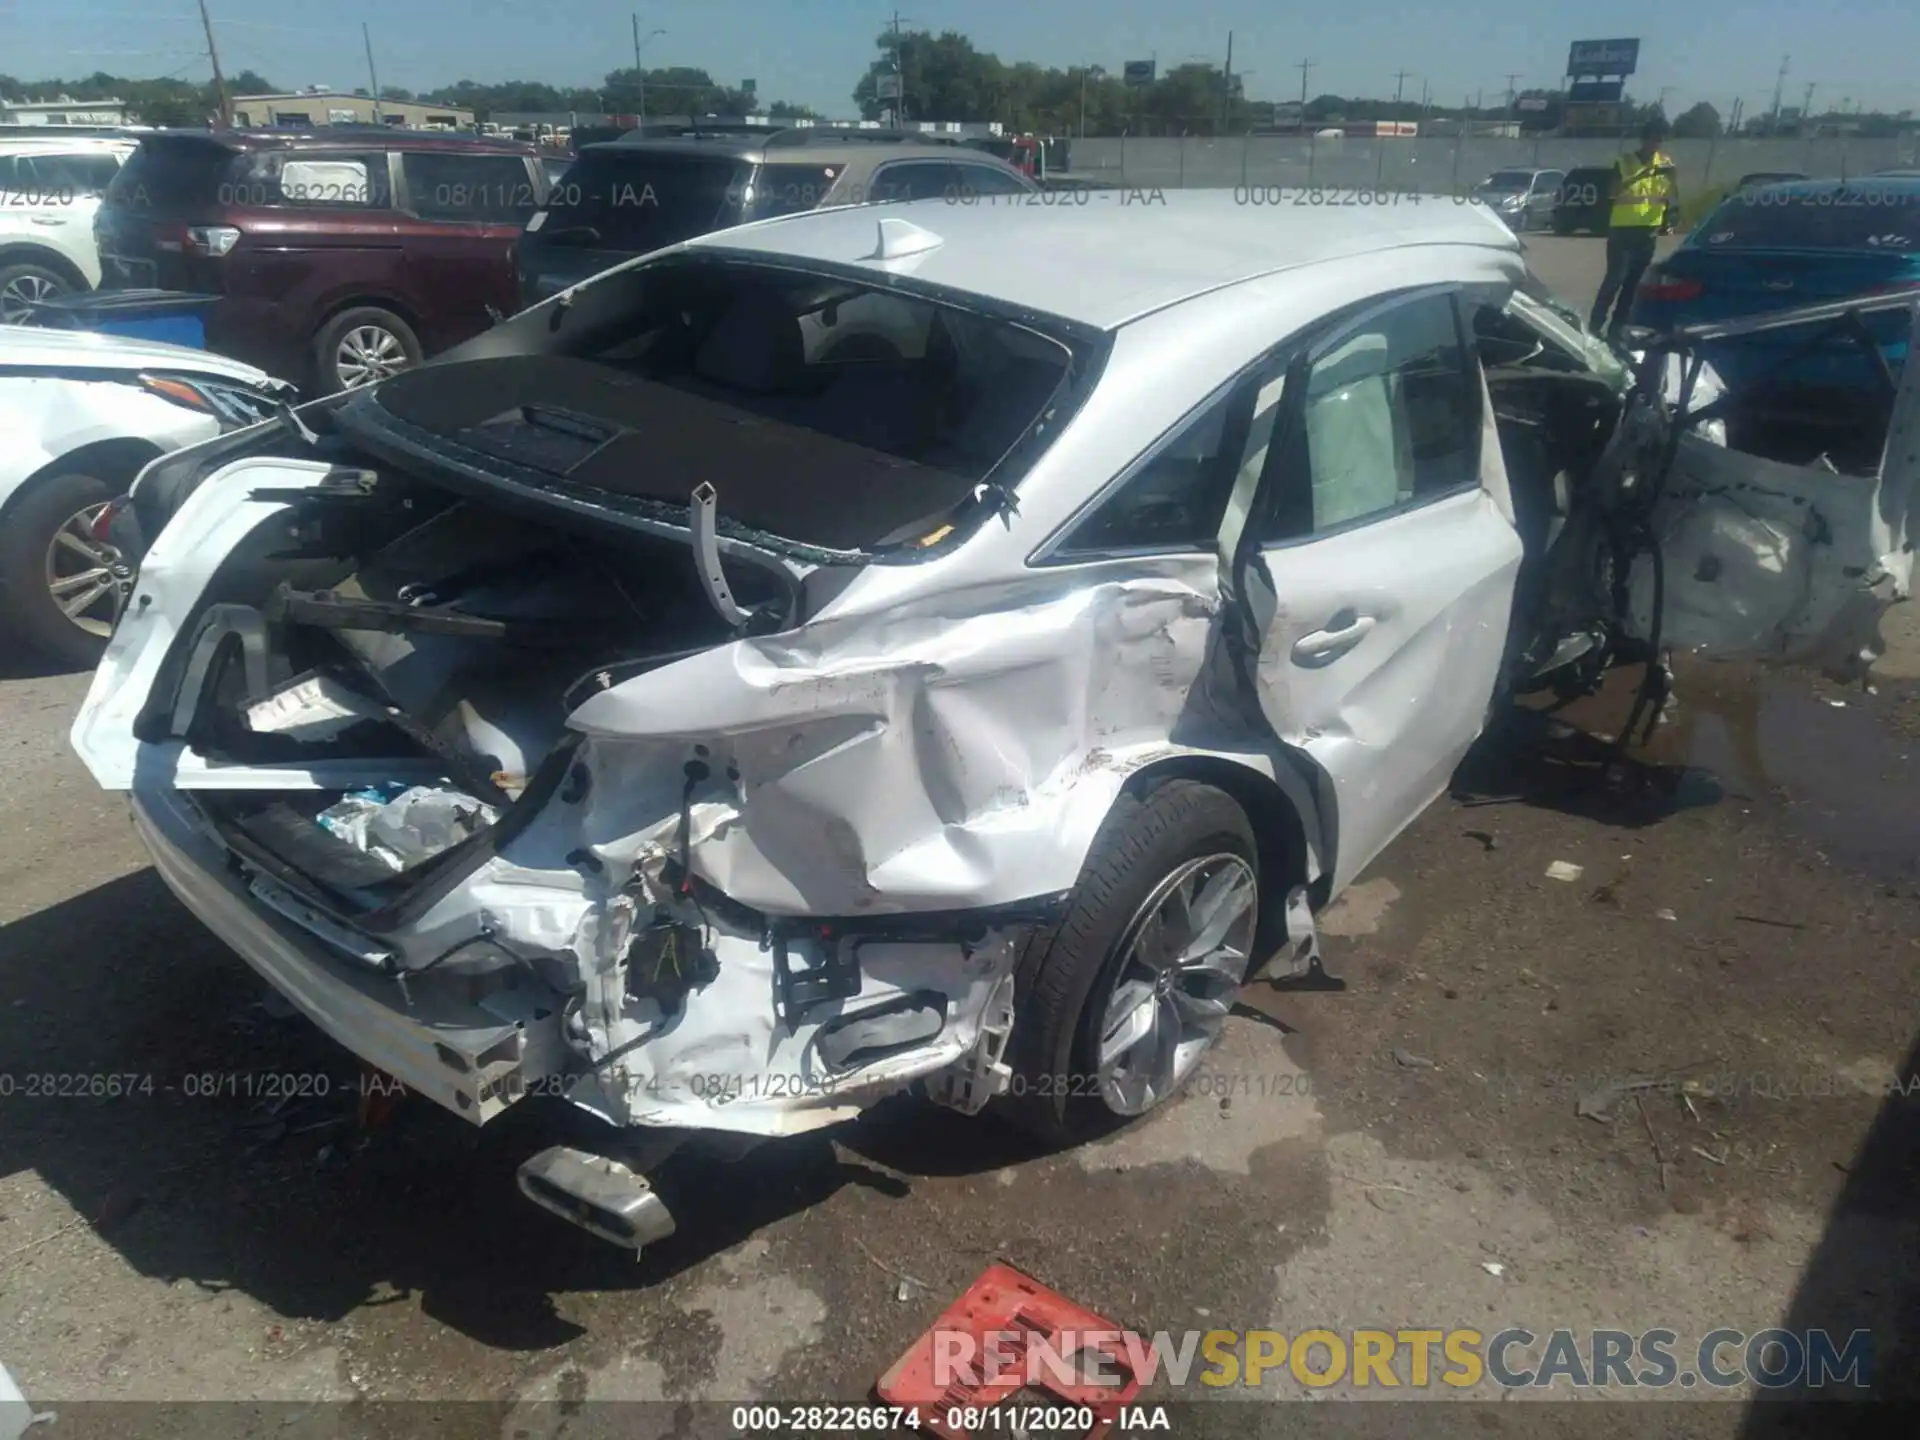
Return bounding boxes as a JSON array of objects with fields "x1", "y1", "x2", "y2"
[{"x1": 2, "y1": 239, "x2": 1916, "y2": 1440}]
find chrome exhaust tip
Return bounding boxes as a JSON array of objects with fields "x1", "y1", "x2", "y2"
[{"x1": 517, "y1": 1145, "x2": 677, "y2": 1252}]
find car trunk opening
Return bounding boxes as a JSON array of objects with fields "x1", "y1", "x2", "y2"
[{"x1": 144, "y1": 475, "x2": 793, "y2": 923}]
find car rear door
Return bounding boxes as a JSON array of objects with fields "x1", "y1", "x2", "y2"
[
  {"x1": 1226, "y1": 286, "x2": 1523, "y2": 893},
  {"x1": 393, "y1": 150, "x2": 542, "y2": 348},
  {"x1": 2, "y1": 149, "x2": 121, "y2": 292}
]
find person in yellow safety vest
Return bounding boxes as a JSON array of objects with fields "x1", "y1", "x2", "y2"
[{"x1": 1587, "y1": 116, "x2": 1680, "y2": 338}]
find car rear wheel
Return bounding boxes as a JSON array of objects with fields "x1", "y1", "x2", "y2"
[
  {"x1": 0, "y1": 263, "x2": 70, "y2": 325},
  {"x1": 1002, "y1": 780, "x2": 1259, "y2": 1143},
  {"x1": 314, "y1": 306, "x2": 421, "y2": 394},
  {"x1": 0, "y1": 471, "x2": 124, "y2": 667}
]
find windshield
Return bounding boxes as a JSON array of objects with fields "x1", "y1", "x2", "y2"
[
  {"x1": 361, "y1": 256, "x2": 1096, "y2": 554},
  {"x1": 1481, "y1": 171, "x2": 1535, "y2": 193},
  {"x1": 1695, "y1": 184, "x2": 1920, "y2": 251}
]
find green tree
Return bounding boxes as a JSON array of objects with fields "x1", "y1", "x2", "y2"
[{"x1": 1670, "y1": 101, "x2": 1721, "y2": 138}]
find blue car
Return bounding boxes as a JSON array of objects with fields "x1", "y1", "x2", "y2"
[{"x1": 1631, "y1": 176, "x2": 1919, "y2": 425}]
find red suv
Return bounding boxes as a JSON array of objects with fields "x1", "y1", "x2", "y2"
[{"x1": 94, "y1": 130, "x2": 547, "y2": 393}]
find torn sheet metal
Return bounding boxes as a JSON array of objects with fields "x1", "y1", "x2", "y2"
[
  {"x1": 1628, "y1": 430, "x2": 1911, "y2": 667},
  {"x1": 559, "y1": 557, "x2": 1319, "y2": 918}
]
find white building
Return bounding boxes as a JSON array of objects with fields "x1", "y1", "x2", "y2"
[{"x1": 0, "y1": 96, "x2": 131, "y2": 126}]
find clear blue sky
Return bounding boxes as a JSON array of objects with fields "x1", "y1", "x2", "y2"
[{"x1": 4, "y1": 0, "x2": 1917, "y2": 117}]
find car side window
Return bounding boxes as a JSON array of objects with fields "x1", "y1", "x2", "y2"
[
  {"x1": 869, "y1": 161, "x2": 953, "y2": 203},
  {"x1": 403, "y1": 152, "x2": 539, "y2": 223},
  {"x1": 1050, "y1": 368, "x2": 1285, "y2": 556},
  {"x1": 1261, "y1": 291, "x2": 1480, "y2": 542},
  {"x1": 950, "y1": 162, "x2": 1030, "y2": 197},
  {"x1": 15, "y1": 152, "x2": 120, "y2": 198},
  {"x1": 225, "y1": 151, "x2": 390, "y2": 209}
]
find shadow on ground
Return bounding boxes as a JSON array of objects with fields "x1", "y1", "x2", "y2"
[
  {"x1": 0, "y1": 868, "x2": 1021, "y2": 1350},
  {"x1": 0, "y1": 640, "x2": 85, "y2": 682},
  {"x1": 1739, "y1": 1029, "x2": 1920, "y2": 1436}
]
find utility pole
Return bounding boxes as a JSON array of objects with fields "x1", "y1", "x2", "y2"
[
  {"x1": 1801, "y1": 82, "x2": 1816, "y2": 128},
  {"x1": 1393, "y1": 69, "x2": 1411, "y2": 109},
  {"x1": 1503, "y1": 71, "x2": 1521, "y2": 122},
  {"x1": 632, "y1": 15, "x2": 648, "y2": 122},
  {"x1": 1296, "y1": 57, "x2": 1314, "y2": 117},
  {"x1": 197, "y1": 0, "x2": 230, "y2": 127},
  {"x1": 1768, "y1": 54, "x2": 1789, "y2": 132},
  {"x1": 362, "y1": 22, "x2": 383, "y2": 125},
  {"x1": 630, "y1": 16, "x2": 667, "y2": 122},
  {"x1": 1222, "y1": 31, "x2": 1234, "y2": 133},
  {"x1": 889, "y1": 10, "x2": 908, "y2": 127},
  {"x1": 1079, "y1": 64, "x2": 1087, "y2": 139}
]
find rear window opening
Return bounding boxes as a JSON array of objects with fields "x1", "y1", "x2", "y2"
[{"x1": 355, "y1": 256, "x2": 1091, "y2": 553}]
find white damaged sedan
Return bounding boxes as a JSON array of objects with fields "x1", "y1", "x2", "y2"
[{"x1": 70, "y1": 194, "x2": 1917, "y2": 1249}]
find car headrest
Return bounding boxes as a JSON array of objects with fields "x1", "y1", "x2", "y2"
[{"x1": 693, "y1": 289, "x2": 805, "y2": 393}]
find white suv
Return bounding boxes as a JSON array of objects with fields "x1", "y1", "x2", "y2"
[{"x1": 0, "y1": 136, "x2": 136, "y2": 323}]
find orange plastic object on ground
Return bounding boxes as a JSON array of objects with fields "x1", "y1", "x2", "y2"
[{"x1": 875, "y1": 1262, "x2": 1144, "y2": 1439}]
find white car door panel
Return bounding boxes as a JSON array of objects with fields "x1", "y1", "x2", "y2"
[
  {"x1": 1240, "y1": 288, "x2": 1523, "y2": 894},
  {"x1": 1246, "y1": 492, "x2": 1522, "y2": 891}
]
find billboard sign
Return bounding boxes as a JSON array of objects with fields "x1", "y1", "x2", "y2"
[
  {"x1": 1516, "y1": 96, "x2": 1550, "y2": 112},
  {"x1": 1567, "y1": 78, "x2": 1626, "y2": 103},
  {"x1": 875, "y1": 73, "x2": 902, "y2": 101},
  {"x1": 1123, "y1": 59, "x2": 1156, "y2": 87},
  {"x1": 1567, "y1": 39, "x2": 1640, "y2": 77}
]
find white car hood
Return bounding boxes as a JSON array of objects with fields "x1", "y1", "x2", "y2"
[{"x1": 0, "y1": 325, "x2": 275, "y2": 388}]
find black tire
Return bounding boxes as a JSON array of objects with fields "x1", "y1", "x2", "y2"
[
  {"x1": 0, "y1": 471, "x2": 118, "y2": 668},
  {"x1": 1001, "y1": 780, "x2": 1258, "y2": 1144},
  {"x1": 311, "y1": 305, "x2": 422, "y2": 395},
  {"x1": 0, "y1": 261, "x2": 73, "y2": 325}
]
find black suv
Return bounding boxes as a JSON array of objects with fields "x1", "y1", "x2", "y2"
[
  {"x1": 517, "y1": 124, "x2": 1035, "y2": 307},
  {"x1": 1550, "y1": 166, "x2": 1616, "y2": 235}
]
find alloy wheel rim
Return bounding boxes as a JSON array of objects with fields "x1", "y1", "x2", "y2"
[
  {"x1": 1096, "y1": 852, "x2": 1257, "y2": 1116},
  {"x1": 336, "y1": 325, "x2": 409, "y2": 387},
  {"x1": 45, "y1": 502, "x2": 126, "y2": 638},
  {"x1": 0, "y1": 273, "x2": 60, "y2": 324}
]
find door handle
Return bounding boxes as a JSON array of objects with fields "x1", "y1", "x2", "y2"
[
  {"x1": 1292, "y1": 611, "x2": 1376, "y2": 664},
  {"x1": 29, "y1": 215, "x2": 66, "y2": 226}
]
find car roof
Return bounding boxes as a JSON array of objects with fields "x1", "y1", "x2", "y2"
[
  {"x1": 581, "y1": 133, "x2": 968, "y2": 165},
  {"x1": 690, "y1": 189, "x2": 1522, "y2": 330},
  {"x1": 0, "y1": 135, "x2": 135, "y2": 152},
  {"x1": 134, "y1": 128, "x2": 537, "y2": 156}
]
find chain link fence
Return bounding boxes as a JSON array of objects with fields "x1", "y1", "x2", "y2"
[{"x1": 1067, "y1": 136, "x2": 1920, "y2": 197}]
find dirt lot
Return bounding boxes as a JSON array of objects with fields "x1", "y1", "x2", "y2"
[{"x1": 3, "y1": 237, "x2": 1917, "y2": 1439}]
